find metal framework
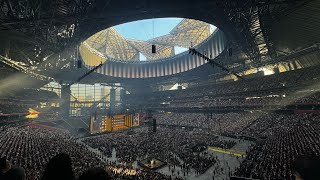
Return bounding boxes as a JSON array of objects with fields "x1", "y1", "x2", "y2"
[
  {"x1": 151, "y1": 19, "x2": 212, "y2": 48},
  {"x1": 0, "y1": 0, "x2": 314, "y2": 78},
  {"x1": 217, "y1": 0, "x2": 311, "y2": 62},
  {"x1": 85, "y1": 28, "x2": 138, "y2": 60},
  {"x1": 127, "y1": 39, "x2": 174, "y2": 60},
  {"x1": 171, "y1": 19, "x2": 209, "y2": 34},
  {"x1": 84, "y1": 18, "x2": 212, "y2": 61}
]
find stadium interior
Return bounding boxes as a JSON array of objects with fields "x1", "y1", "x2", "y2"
[{"x1": 1, "y1": 0, "x2": 320, "y2": 180}]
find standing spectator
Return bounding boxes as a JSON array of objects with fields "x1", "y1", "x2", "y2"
[
  {"x1": 0, "y1": 157, "x2": 26, "y2": 180},
  {"x1": 41, "y1": 153, "x2": 74, "y2": 180}
]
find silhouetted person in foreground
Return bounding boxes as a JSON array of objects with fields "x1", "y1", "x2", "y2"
[
  {"x1": 78, "y1": 168, "x2": 112, "y2": 180},
  {"x1": 0, "y1": 157, "x2": 26, "y2": 180},
  {"x1": 293, "y1": 156, "x2": 320, "y2": 180},
  {"x1": 0, "y1": 157, "x2": 8, "y2": 179},
  {"x1": 41, "y1": 153, "x2": 74, "y2": 180}
]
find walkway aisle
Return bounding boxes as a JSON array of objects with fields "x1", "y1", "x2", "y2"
[
  {"x1": 157, "y1": 137, "x2": 253, "y2": 180},
  {"x1": 76, "y1": 138, "x2": 117, "y2": 164}
]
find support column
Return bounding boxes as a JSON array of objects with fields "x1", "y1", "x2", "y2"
[
  {"x1": 61, "y1": 85, "x2": 71, "y2": 117},
  {"x1": 110, "y1": 88, "x2": 116, "y2": 115},
  {"x1": 120, "y1": 88, "x2": 126, "y2": 113}
]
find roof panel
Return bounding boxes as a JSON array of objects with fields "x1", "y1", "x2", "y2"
[
  {"x1": 127, "y1": 39, "x2": 174, "y2": 60},
  {"x1": 84, "y1": 18, "x2": 212, "y2": 61},
  {"x1": 85, "y1": 28, "x2": 138, "y2": 60},
  {"x1": 151, "y1": 25, "x2": 211, "y2": 48},
  {"x1": 170, "y1": 19, "x2": 208, "y2": 34}
]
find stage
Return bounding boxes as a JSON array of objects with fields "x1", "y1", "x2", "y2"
[{"x1": 138, "y1": 157, "x2": 167, "y2": 170}]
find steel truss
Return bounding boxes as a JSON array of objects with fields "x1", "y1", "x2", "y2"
[{"x1": 0, "y1": 0, "x2": 312, "y2": 77}]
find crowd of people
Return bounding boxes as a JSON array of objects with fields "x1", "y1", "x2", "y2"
[
  {"x1": 82, "y1": 126, "x2": 236, "y2": 174},
  {"x1": 154, "y1": 112, "x2": 320, "y2": 138},
  {"x1": 1, "y1": 112, "x2": 320, "y2": 180},
  {"x1": 154, "y1": 112, "x2": 262, "y2": 135},
  {"x1": 235, "y1": 122, "x2": 320, "y2": 180},
  {"x1": 0, "y1": 88, "x2": 59, "y2": 116},
  {"x1": 0, "y1": 102, "x2": 30, "y2": 114},
  {"x1": 125, "y1": 65, "x2": 320, "y2": 110},
  {"x1": 173, "y1": 65, "x2": 320, "y2": 98},
  {"x1": 240, "y1": 113, "x2": 320, "y2": 137},
  {"x1": 167, "y1": 91, "x2": 320, "y2": 109},
  {"x1": 0, "y1": 88, "x2": 59, "y2": 102},
  {"x1": 83, "y1": 111, "x2": 320, "y2": 179},
  {"x1": 0, "y1": 64, "x2": 320, "y2": 180},
  {"x1": 0, "y1": 125, "x2": 105, "y2": 179},
  {"x1": 1, "y1": 124, "x2": 228, "y2": 180},
  {"x1": 106, "y1": 164, "x2": 183, "y2": 180}
]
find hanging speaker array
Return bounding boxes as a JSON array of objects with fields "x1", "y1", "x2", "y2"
[
  {"x1": 77, "y1": 59, "x2": 82, "y2": 68},
  {"x1": 152, "y1": 44, "x2": 156, "y2": 53}
]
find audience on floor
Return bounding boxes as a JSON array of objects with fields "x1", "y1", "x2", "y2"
[
  {"x1": 0, "y1": 125, "x2": 186, "y2": 180},
  {"x1": 1, "y1": 66, "x2": 320, "y2": 179},
  {"x1": 83, "y1": 126, "x2": 236, "y2": 174},
  {"x1": 1, "y1": 110, "x2": 320, "y2": 180},
  {"x1": 0, "y1": 125, "x2": 105, "y2": 180}
]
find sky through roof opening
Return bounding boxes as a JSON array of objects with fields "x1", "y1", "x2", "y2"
[
  {"x1": 115, "y1": 18, "x2": 183, "y2": 41},
  {"x1": 84, "y1": 18, "x2": 217, "y2": 61}
]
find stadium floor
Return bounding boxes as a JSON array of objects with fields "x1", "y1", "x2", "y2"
[
  {"x1": 156, "y1": 136, "x2": 252, "y2": 180},
  {"x1": 79, "y1": 135, "x2": 253, "y2": 180},
  {"x1": 207, "y1": 147, "x2": 246, "y2": 157}
]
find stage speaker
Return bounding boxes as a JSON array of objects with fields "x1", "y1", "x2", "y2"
[
  {"x1": 153, "y1": 119, "x2": 156, "y2": 132},
  {"x1": 152, "y1": 45, "x2": 156, "y2": 53},
  {"x1": 228, "y1": 48, "x2": 232, "y2": 57},
  {"x1": 77, "y1": 59, "x2": 82, "y2": 68}
]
